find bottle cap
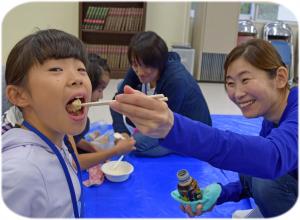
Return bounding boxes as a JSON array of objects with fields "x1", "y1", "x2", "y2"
[{"x1": 177, "y1": 169, "x2": 191, "y2": 183}]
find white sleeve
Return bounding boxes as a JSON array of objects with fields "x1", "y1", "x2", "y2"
[{"x1": 2, "y1": 158, "x2": 49, "y2": 217}]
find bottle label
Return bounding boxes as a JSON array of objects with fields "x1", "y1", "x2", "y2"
[{"x1": 178, "y1": 179, "x2": 202, "y2": 201}]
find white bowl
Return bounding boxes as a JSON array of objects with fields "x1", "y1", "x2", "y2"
[{"x1": 101, "y1": 161, "x2": 134, "y2": 182}]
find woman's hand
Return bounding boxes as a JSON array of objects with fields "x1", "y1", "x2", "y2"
[
  {"x1": 180, "y1": 203, "x2": 215, "y2": 218},
  {"x1": 180, "y1": 204, "x2": 203, "y2": 217},
  {"x1": 110, "y1": 85, "x2": 174, "y2": 139}
]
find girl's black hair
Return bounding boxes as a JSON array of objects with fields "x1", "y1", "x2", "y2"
[
  {"x1": 87, "y1": 53, "x2": 110, "y2": 91},
  {"x1": 6, "y1": 29, "x2": 88, "y2": 86}
]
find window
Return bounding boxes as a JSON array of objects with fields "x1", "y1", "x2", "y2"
[
  {"x1": 255, "y1": 3, "x2": 278, "y2": 21},
  {"x1": 239, "y1": 2, "x2": 297, "y2": 23},
  {"x1": 239, "y1": 2, "x2": 255, "y2": 20}
]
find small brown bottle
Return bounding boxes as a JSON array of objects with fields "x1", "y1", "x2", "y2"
[{"x1": 177, "y1": 169, "x2": 202, "y2": 202}]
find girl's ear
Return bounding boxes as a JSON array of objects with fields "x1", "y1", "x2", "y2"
[
  {"x1": 275, "y1": 66, "x2": 289, "y2": 89},
  {"x1": 6, "y1": 85, "x2": 30, "y2": 108}
]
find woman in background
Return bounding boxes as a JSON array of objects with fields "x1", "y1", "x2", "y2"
[{"x1": 110, "y1": 31, "x2": 211, "y2": 157}]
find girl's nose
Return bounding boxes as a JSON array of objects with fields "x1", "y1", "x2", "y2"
[
  {"x1": 69, "y1": 69, "x2": 84, "y2": 86},
  {"x1": 71, "y1": 78, "x2": 83, "y2": 86}
]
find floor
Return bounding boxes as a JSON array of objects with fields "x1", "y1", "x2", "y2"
[{"x1": 88, "y1": 79, "x2": 241, "y2": 123}]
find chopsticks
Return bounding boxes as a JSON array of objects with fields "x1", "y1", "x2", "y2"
[
  {"x1": 80, "y1": 100, "x2": 114, "y2": 107},
  {"x1": 79, "y1": 94, "x2": 168, "y2": 107}
]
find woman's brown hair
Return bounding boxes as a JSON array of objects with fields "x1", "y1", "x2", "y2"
[{"x1": 224, "y1": 39, "x2": 287, "y2": 81}]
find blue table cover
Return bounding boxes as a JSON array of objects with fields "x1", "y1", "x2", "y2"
[{"x1": 82, "y1": 114, "x2": 262, "y2": 218}]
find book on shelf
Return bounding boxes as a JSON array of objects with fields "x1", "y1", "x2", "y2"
[
  {"x1": 101, "y1": 8, "x2": 110, "y2": 30},
  {"x1": 82, "y1": 6, "x2": 91, "y2": 29},
  {"x1": 92, "y1": 7, "x2": 145, "y2": 32},
  {"x1": 92, "y1": 7, "x2": 101, "y2": 30},
  {"x1": 82, "y1": 6, "x2": 110, "y2": 30},
  {"x1": 86, "y1": 44, "x2": 130, "y2": 71},
  {"x1": 89, "y1": 6, "x2": 98, "y2": 29},
  {"x1": 103, "y1": 7, "x2": 112, "y2": 30},
  {"x1": 117, "y1": 8, "x2": 126, "y2": 31},
  {"x1": 82, "y1": 6, "x2": 94, "y2": 29},
  {"x1": 80, "y1": 2, "x2": 146, "y2": 78},
  {"x1": 138, "y1": 8, "x2": 144, "y2": 31}
]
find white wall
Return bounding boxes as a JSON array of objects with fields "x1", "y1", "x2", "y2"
[
  {"x1": 2, "y1": 1, "x2": 192, "y2": 63},
  {"x1": 191, "y1": 2, "x2": 240, "y2": 79},
  {"x1": 145, "y1": 2, "x2": 190, "y2": 48},
  {"x1": 2, "y1": 2, "x2": 78, "y2": 63}
]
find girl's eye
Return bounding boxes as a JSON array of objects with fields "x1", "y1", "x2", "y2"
[
  {"x1": 78, "y1": 67, "x2": 86, "y2": 71},
  {"x1": 48, "y1": 67, "x2": 63, "y2": 72},
  {"x1": 78, "y1": 68, "x2": 87, "y2": 74}
]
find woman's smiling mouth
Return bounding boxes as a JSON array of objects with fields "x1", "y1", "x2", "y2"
[{"x1": 238, "y1": 100, "x2": 255, "y2": 108}]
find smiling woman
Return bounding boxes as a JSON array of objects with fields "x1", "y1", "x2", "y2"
[
  {"x1": 224, "y1": 39, "x2": 290, "y2": 122},
  {"x1": 109, "y1": 39, "x2": 298, "y2": 218}
]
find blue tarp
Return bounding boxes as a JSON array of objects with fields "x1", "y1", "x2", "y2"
[{"x1": 82, "y1": 114, "x2": 263, "y2": 218}]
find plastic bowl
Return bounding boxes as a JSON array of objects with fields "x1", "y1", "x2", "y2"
[{"x1": 101, "y1": 161, "x2": 134, "y2": 182}]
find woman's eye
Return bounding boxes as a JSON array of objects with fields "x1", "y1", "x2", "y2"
[
  {"x1": 242, "y1": 78, "x2": 250, "y2": 83},
  {"x1": 48, "y1": 67, "x2": 63, "y2": 72},
  {"x1": 226, "y1": 82, "x2": 234, "y2": 87}
]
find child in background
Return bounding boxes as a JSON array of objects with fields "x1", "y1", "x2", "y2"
[
  {"x1": 2, "y1": 29, "x2": 90, "y2": 217},
  {"x1": 72, "y1": 53, "x2": 135, "y2": 170},
  {"x1": 73, "y1": 53, "x2": 110, "y2": 154}
]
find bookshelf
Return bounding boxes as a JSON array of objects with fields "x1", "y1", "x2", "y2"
[{"x1": 79, "y1": 2, "x2": 147, "y2": 78}]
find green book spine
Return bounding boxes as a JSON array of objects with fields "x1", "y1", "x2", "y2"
[
  {"x1": 87, "y1": 7, "x2": 96, "y2": 29},
  {"x1": 91, "y1": 6, "x2": 99, "y2": 30},
  {"x1": 97, "y1": 7, "x2": 104, "y2": 30},
  {"x1": 83, "y1": 6, "x2": 91, "y2": 29},
  {"x1": 91, "y1": 7, "x2": 99, "y2": 30}
]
